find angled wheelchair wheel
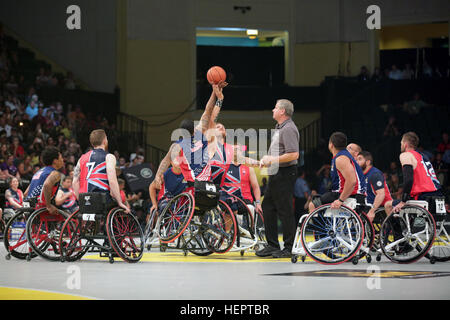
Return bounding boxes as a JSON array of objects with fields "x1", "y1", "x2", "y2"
[
  {"x1": 59, "y1": 210, "x2": 90, "y2": 262},
  {"x1": 301, "y1": 204, "x2": 364, "y2": 265},
  {"x1": 26, "y1": 208, "x2": 70, "y2": 261},
  {"x1": 202, "y1": 200, "x2": 237, "y2": 254},
  {"x1": 106, "y1": 208, "x2": 144, "y2": 263},
  {"x1": 425, "y1": 220, "x2": 450, "y2": 262},
  {"x1": 353, "y1": 212, "x2": 375, "y2": 261},
  {"x1": 253, "y1": 209, "x2": 266, "y2": 250},
  {"x1": 158, "y1": 193, "x2": 195, "y2": 244},
  {"x1": 4, "y1": 210, "x2": 37, "y2": 260},
  {"x1": 380, "y1": 205, "x2": 435, "y2": 264},
  {"x1": 372, "y1": 208, "x2": 387, "y2": 251}
]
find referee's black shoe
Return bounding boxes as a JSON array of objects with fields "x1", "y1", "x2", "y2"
[
  {"x1": 272, "y1": 248, "x2": 292, "y2": 258},
  {"x1": 255, "y1": 245, "x2": 279, "y2": 257}
]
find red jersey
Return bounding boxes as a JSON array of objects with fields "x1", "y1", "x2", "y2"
[
  {"x1": 408, "y1": 150, "x2": 441, "y2": 199},
  {"x1": 221, "y1": 163, "x2": 253, "y2": 202},
  {"x1": 78, "y1": 148, "x2": 110, "y2": 194}
]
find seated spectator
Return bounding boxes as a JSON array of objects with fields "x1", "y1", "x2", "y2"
[
  {"x1": 55, "y1": 176, "x2": 78, "y2": 213},
  {"x1": 316, "y1": 164, "x2": 332, "y2": 195},
  {"x1": 422, "y1": 60, "x2": 433, "y2": 78},
  {"x1": 294, "y1": 168, "x2": 311, "y2": 223},
  {"x1": 25, "y1": 100, "x2": 38, "y2": 120},
  {"x1": 36, "y1": 67, "x2": 50, "y2": 87},
  {"x1": 357, "y1": 66, "x2": 370, "y2": 82},
  {"x1": 1, "y1": 154, "x2": 20, "y2": 179},
  {"x1": 388, "y1": 173, "x2": 402, "y2": 200},
  {"x1": 383, "y1": 116, "x2": 400, "y2": 137},
  {"x1": 402, "y1": 63, "x2": 415, "y2": 79},
  {"x1": 437, "y1": 132, "x2": 450, "y2": 154},
  {"x1": 388, "y1": 65, "x2": 403, "y2": 80},
  {"x1": 0, "y1": 116, "x2": 12, "y2": 137},
  {"x1": 432, "y1": 153, "x2": 448, "y2": 186},
  {"x1": 403, "y1": 92, "x2": 427, "y2": 115},
  {"x1": 17, "y1": 159, "x2": 33, "y2": 180},
  {"x1": 389, "y1": 161, "x2": 402, "y2": 182},
  {"x1": 10, "y1": 136, "x2": 25, "y2": 160},
  {"x1": 371, "y1": 67, "x2": 383, "y2": 82}
]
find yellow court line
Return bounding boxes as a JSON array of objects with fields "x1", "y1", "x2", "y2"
[
  {"x1": 0, "y1": 287, "x2": 94, "y2": 300},
  {"x1": 82, "y1": 251, "x2": 296, "y2": 263}
]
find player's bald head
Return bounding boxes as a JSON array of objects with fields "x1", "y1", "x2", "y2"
[{"x1": 347, "y1": 143, "x2": 361, "y2": 158}]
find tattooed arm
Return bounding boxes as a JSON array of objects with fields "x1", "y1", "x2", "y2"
[
  {"x1": 154, "y1": 143, "x2": 180, "y2": 189},
  {"x1": 42, "y1": 170, "x2": 62, "y2": 214},
  {"x1": 195, "y1": 86, "x2": 218, "y2": 134}
]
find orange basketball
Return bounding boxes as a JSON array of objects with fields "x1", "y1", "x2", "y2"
[{"x1": 207, "y1": 66, "x2": 226, "y2": 85}]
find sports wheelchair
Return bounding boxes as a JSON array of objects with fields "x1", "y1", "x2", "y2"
[
  {"x1": 4, "y1": 197, "x2": 41, "y2": 260},
  {"x1": 377, "y1": 196, "x2": 447, "y2": 264},
  {"x1": 219, "y1": 191, "x2": 266, "y2": 256},
  {"x1": 291, "y1": 196, "x2": 374, "y2": 265},
  {"x1": 58, "y1": 193, "x2": 144, "y2": 263},
  {"x1": 156, "y1": 180, "x2": 238, "y2": 256}
]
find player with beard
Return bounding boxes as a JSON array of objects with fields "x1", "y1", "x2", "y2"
[{"x1": 356, "y1": 151, "x2": 393, "y2": 221}]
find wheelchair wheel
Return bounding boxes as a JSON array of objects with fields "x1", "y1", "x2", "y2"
[
  {"x1": 253, "y1": 209, "x2": 266, "y2": 249},
  {"x1": 181, "y1": 218, "x2": 213, "y2": 256},
  {"x1": 26, "y1": 208, "x2": 70, "y2": 261},
  {"x1": 426, "y1": 220, "x2": 450, "y2": 262},
  {"x1": 59, "y1": 210, "x2": 90, "y2": 262},
  {"x1": 158, "y1": 193, "x2": 195, "y2": 244},
  {"x1": 106, "y1": 208, "x2": 144, "y2": 263},
  {"x1": 144, "y1": 208, "x2": 158, "y2": 246},
  {"x1": 202, "y1": 200, "x2": 237, "y2": 254},
  {"x1": 353, "y1": 212, "x2": 375, "y2": 261},
  {"x1": 379, "y1": 205, "x2": 435, "y2": 264},
  {"x1": 4, "y1": 211, "x2": 38, "y2": 260},
  {"x1": 301, "y1": 204, "x2": 364, "y2": 264},
  {"x1": 372, "y1": 208, "x2": 387, "y2": 251}
]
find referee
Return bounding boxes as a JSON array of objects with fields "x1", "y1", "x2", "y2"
[{"x1": 256, "y1": 99, "x2": 299, "y2": 258}]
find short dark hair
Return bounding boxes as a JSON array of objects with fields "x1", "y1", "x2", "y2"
[
  {"x1": 41, "y1": 147, "x2": 60, "y2": 166},
  {"x1": 402, "y1": 132, "x2": 419, "y2": 149},
  {"x1": 180, "y1": 119, "x2": 194, "y2": 135},
  {"x1": 329, "y1": 132, "x2": 347, "y2": 150},
  {"x1": 359, "y1": 150, "x2": 373, "y2": 165},
  {"x1": 89, "y1": 129, "x2": 107, "y2": 147}
]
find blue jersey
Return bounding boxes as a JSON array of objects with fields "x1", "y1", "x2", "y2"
[
  {"x1": 160, "y1": 168, "x2": 187, "y2": 199},
  {"x1": 26, "y1": 166, "x2": 56, "y2": 200},
  {"x1": 176, "y1": 130, "x2": 211, "y2": 182},
  {"x1": 331, "y1": 150, "x2": 366, "y2": 195},
  {"x1": 364, "y1": 166, "x2": 392, "y2": 206}
]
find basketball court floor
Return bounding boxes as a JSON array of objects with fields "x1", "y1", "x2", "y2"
[{"x1": 1, "y1": 241, "x2": 450, "y2": 300}]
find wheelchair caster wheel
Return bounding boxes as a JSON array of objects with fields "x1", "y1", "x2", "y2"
[
  {"x1": 352, "y1": 257, "x2": 359, "y2": 265},
  {"x1": 430, "y1": 257, "x2": 436, "y2": 264},
  {"x1": 60, "y1": 257, "x2": 65, "y2": 263},
  {"x1": 26, "y1": 254, "x2": 32, "y2": 262},
  {"x1": 147, "y1": 244, "x2": 152, "y2": 251},
  {"x1": 109, "y1": 256, "x2": 114, "y2": 264},
  {"x1": 291, "y1": 255, "x2": 298, "y2": 264},
  {"x1": 160, "y1": 245, "x2": 167, "y2": 252},
  {"x1": 376, "y1": 254, "x2": 382, "y2": 262},
  {"x1": 253, "y1": 244, "x2": 260, "y2": 252},
  {"x1": 5, "y1": 253, "x2": 11, "y2": 260},
  {"x1": 366, "y1": 254, "x2": 372, "y2": 263},
  {"x1": 183, "y1": 250, "x2": 188, "y2": 256},
  {"x1": 240, "y1": 250, "x2": 245, "y2": 257},
  {"x1": 301, "y1": 255, "x2": 306, "y2": 262}
]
